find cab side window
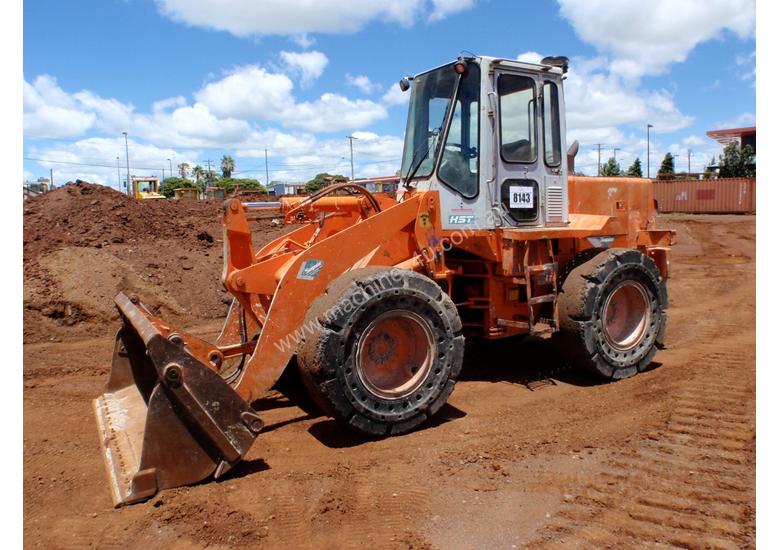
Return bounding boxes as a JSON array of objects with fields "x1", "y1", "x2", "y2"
[{"x1": 543, "y1": 81, "x2": 561, "y2": 167}]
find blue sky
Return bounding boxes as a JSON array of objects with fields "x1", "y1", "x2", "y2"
[{"x1": 23, "y1": 0, "x2": 756, "y2": 187}]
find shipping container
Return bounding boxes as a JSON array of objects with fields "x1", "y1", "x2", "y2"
[{"x1": 653, "y1": 178, "x2": 755, "y2": 214}]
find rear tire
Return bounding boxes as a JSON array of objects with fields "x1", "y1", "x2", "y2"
[
  {"x1": 556, "y1": 248, "x2": 668, "y2": 380},
  {"x1": 297, "y1": 267, "x2": 465, "y2": 436}
]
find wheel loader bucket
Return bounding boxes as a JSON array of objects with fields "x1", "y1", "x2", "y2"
[{"x1": 93, "y1": 292, "x2": 263, "y2": 507}]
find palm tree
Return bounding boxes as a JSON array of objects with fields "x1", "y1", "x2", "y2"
[
  {"x1": 221, "y1": 155, "x2": 235, "y2": 179},
  {"x1": 178, "y1": 162, "x2": 191, "y2": 179},
  {"x1": 192, "y1": 165, "x2": 205, "y2": 184}
]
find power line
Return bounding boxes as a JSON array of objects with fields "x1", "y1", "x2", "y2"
[
  {"x1": 24, "y1": 156, "x2": 169, "y2": 171},
  {"x1": 234, "y1": 158, "x2": 401, "y2": 175}
]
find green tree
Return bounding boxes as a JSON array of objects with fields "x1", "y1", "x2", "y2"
[
  {"x1": 159, "y1": 177, "x2": 195, "y2": 198},
  {"x1": 204, "y1": 169, "x2": 218, "y2": 185},
  {"x1": 178, "y1": 162, "x2": 191, "y2": 179},
  {"x1": 192, "y1": 165, "x2": 205, "y2": 185},
  {"x1": 212, "y1": 177, "x2": 266, "y2": 193},
  {"x1": 304, "y1": 172, "x2": 348, "y2": 194},
  {"x1": 657, "y1": 153, "x2": 675, "y2": 177},
  {"x1": 600, "y1": 157, "x2": 622, "y2": 177},
  {"x1": 221, "y1": 155, "x2": 235, "y2": 178},
  {"x1": 627, "y1": 158, "x2": 643, "y2": 177},
  {"x1": 718, "y1": 142, "x2": 756, "y2": 178}
]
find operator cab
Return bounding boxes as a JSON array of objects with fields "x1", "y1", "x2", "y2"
[{"x1": 399, "y1": 55, "x2": 570, "y2": 230}]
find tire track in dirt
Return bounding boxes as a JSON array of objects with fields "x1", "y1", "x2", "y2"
[
  {"x1": 528, "y1": 321, "x2": 754, "y2": 548},
  {"x1": 531, "y1": 348, "x2": 754, "y2": 547}
]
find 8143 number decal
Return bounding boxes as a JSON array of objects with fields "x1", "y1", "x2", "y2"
[{"x1": 509, "y1": 186, "x2": 534, "y2": 209}]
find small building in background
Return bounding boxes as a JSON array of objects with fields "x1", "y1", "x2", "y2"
[
  {"x1": 351, "y1": 175, "x2": 400, "y2": 194},
  {"x1": 23, "y1": 177, "x2": 51, "y2": 200},
  {"x1": 272, "y1": 182, "x2": 307, "y2": 196}
]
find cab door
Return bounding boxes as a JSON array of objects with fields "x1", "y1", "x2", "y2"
[{"x1": 493, "y1": 70, "x2": 568, "y2": 226}]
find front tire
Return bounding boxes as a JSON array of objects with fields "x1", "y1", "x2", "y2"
[
  {"x1": 297, "y1": 267, "x2": 465, "y2": 436},
  {"x1": 556, "y1": 249, "x2": 668, "y2": 380}
]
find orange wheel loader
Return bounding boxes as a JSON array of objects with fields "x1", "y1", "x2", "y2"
[{"x1": 94, "y1": 55, "x2": 675, "y2": 506}]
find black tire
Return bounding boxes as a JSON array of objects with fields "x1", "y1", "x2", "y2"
[
  {"x1": 297, "y1": 267, "x2": 465, "y2": 436},
  {"x1": 558, "y1": 247, "x2": 606, "y2": 288},
  {"x1": 556, "y1": 248, "x2": 668, "y2": 380}
]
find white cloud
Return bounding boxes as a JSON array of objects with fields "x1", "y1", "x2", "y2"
[
  {"x1": 290, "y1": 33, "x2": 315, "y2": 48},
  {"x1": 736, "y1": 50, "x2": 756, "y2": 86},
  {"x1": 195, "y1": 65, "x2": 387, "y2": 132},
  {"x1": 428, "y1": 0, "x2": 475, "y2": 22},
  {"x1": 24, "y1": 75, "x2": 96, "y2": 138},
  {"x1": 382, "y1": 83, "x2": 409, "y2": 107},
  {"x1": 282, "y1": 93, "x2": 387, "y2": 132},
  {"x1": 346, "y1": 74, "x2": 381, "y2": 94},
  {"x1": 146, "y1": 103, "x2": 252, "y2": 147},
  {"x1": 152, "y1": 96, "x2": 187, "y2": 112},
  {"x1": 156, "y1": 0, "x2": 426, "y2": 37},
  {"x1": 717, "y1": 112, "x2": 756, "y2": 129},
  {"x1": 195, "y1": 66, "x2": 294, "y2": 119},
  {"x1": 234, "y1": 128, "x2": 319, "y2": 158},
  {"x1": 557, "y1": 0, "x2": 756, "y2": 79},
  {"x1": 280, "y1": 50, "x2": 329, "y2": 86},
  {"x1": 72, "y1": 90, "x2": 134, "y2": 133},
  {"x1": 682, "y1": 135, "x2": 706, "y2": 148}
]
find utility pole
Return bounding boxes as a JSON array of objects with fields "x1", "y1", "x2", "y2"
[
  {"x1": 162, "y1": 167, "x2": 165, "y2": 182},
  {"x1": 116, "y1": 157, "x2": 120, "y2": 190},
  {"x1": 646, "y1": 124, "x2": 653, "y2": 178},
  {"x1": 687, "y1": 149, "x2": 692, "y2": 175},
  {"x1": 595, "y1": 143, "x2": 604, "y2": 176},
  {"x1": 50, "y1": 168, "x2": 54, "y2": 189},
  {"x1": 613, "y1": 147, "x2": 620, "y2": 161},
  {"x1": 123, "y1": 131, "x2": 131, "y2": 196},
  {"x1": 167, "y1": 158, "x2": 173, "y2": 176},
  {"x1": 346, "y1": 135, "x2": 358, "y2": 181},
  {"x1": 265, "y1": 149, "x2": 270, "y2": 187}
]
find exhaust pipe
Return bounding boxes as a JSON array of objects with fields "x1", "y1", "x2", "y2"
[{"x1": 93, "y1": 292, "x2": 263, "y2": 506}]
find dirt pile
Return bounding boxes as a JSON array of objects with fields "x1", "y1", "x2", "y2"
[{"x1": 23, "y1": 182, "x2": 290, "y2": 343}]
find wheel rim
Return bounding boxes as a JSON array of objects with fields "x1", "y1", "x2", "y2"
[
  {"x1": 355, "y1": 310, "x2": 435, "y2": 400},
  {"x1": 601, "y1": 280, "x2": 651, "y2": 351}
]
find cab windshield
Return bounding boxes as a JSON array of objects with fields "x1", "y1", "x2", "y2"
[{"x1": 400, "y1": 61, "x2": 480, "y2": 198}]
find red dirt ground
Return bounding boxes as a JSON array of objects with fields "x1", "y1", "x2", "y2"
[{"x1": 23, "y1": 185, "x2": 755, "y2": 549}]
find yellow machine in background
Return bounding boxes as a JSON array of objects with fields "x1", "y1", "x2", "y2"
[
  {"x1": 132, "y1": 177, "x2": 165, "y2": 200},
  {"x1": 173, "y1": 187, "x2": 199, "y2": 200}
]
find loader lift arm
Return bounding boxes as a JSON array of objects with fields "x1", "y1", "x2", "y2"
[{"x1": 222, "y1": 193, "x2": 441, "y2": 403}]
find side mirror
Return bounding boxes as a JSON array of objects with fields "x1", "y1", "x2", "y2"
[{"x1": 399, "y1": 75, "x2": 412, "y2": 92}]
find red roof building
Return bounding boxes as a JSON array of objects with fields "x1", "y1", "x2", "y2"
[{"x1": 706, "y1": 126, "x2": 756, "y2": 153}]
